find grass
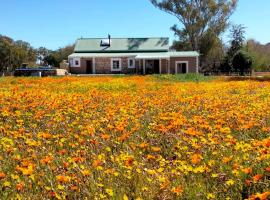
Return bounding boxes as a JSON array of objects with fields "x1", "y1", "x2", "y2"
[{"x1": 151, "y1": 73, "x2": 215, "y2": 82}]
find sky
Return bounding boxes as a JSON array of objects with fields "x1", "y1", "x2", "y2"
[{"x1": 0, "y1": 0, "x2": 269, "y2": 50}]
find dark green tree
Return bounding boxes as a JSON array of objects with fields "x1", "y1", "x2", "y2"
[
  {"x1": 221, "y1": 24, "x2": 246, "y2": 72},
  {"x1": 232, "y1": 50, "x2": 253, "y2": 75}
]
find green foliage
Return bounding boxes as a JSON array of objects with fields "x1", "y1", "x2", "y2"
[
  {"x1": 44, "y1": 45, "x2": 74, "y2": 67},
  {"x1": 221, "y1": 24, "x2": 246, "y2": 73},
  {"x1": 232, "y1": 50, "x2": 253, "y2": 75},
  {"x1": 0, "y1": 34, "x2": 75, "y2": 73},
  {"x1": 0, "y1": 35, "x2": 36, "y2": 73},
  {"x1": 152, "y1": 73, "x2": 214, "y2": 82},
  {"x1": 150, "y1": 0, "x2": 238, "y2": 52},
  {"x1": 244, "y1": 40, "x2": 270, "y2": 71}
]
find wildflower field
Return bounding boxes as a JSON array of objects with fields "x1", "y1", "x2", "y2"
[{"x1": 0, "y1": 76, "x2": 269, "y2": 200}]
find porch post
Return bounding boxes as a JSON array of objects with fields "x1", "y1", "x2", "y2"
[
  {"x1": 168, "y1": 58, "x2": 170, "y2": 74},
  {"x1": 196, "y1": 56, "x2": 199, "y2": 73},
  {"x1": 143, "y1": 59, "x2": 146, "y2": 75},
  {"x1": 93, "y1": 57, "x2": 96, "y2": 74},
  {"x1": 159, "y1": 59, "x2": 162, "y2": 74}
]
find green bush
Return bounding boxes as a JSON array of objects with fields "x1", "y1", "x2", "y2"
[{"x1": 232, "y1": 50, "x2": 253, "y2": 75}]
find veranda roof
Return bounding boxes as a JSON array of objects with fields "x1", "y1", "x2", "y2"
[{"x1": 68, "y1": 51, "x2": 199, "y2": 59}]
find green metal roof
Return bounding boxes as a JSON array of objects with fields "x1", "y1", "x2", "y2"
[
  {"x1": 74, "y1": 38, "x2": 169, "y2": 53},
  {"x1": 69, "y1": 51, "x2": 199, "y2": 59}
]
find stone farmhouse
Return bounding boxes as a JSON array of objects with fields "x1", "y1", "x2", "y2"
[{"x1": 68, "y1": 36, "x2": 199, "y2": 74}]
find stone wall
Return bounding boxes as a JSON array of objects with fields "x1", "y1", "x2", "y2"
[
  {"x1": 95, "y1": 57, "x2": 135, "y2": 74},
  {"x1": 69, "y1": 56, "x2": 198, "y2": 74}
]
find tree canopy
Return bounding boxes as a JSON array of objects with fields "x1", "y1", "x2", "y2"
[
  {"x1": 0, "y1": 34, "x2": 74, "y2": 73},
  {"x1": 0, "y1": 35, "x2": 36, "y2": 73},
  {"x1": 245, "y1": 39, "x2": 270, "y2": 71},
  {"x1": 150, "y1": 0, "x2": 238, "y2": 51}
]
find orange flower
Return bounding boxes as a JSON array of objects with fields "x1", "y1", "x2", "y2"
[
  {"x1": 146, "y1": 154, "x2": 156, "y2": 160},
  {"x1": 222, "y1": 156, "x2": 233, "y2": 163},
  {"x1": 253, "y1": 174, "x2": 263, "y2": 182},
  {"x1": 191, "y1": 153, "x2": 202, "y2": 165},
  {"x1": 245, "y1": 179, "x2": 252, "y2": 186},
  {"x1": 242, "y1": 167, "x2": 252, "y2": 174},
  {"x1": 56, "y1": 175, "x2": 71, "y2": 183},
  {"x1": 151, "y1": 147, "x2": 161, "y2": 152},
  {"x1": 16, "y1": 182, "x2": 24, "y2": 191},
  {"x1": 171, "y1": 186, "x2": 183, "y2": 196},
  {"x1": 101, "y1": 134, "x2": 110, "y2": 140},
  {"x1": 92, "y1": 160, "x2": 102, "y2": 168},
  {"x1": 125, "y1": 157, "x2": 134, "y2": 167},
  {"x1": 40, "y1": 156, "x2": 53, "y2": 165},
  {"x1": 0, "y1": 172, "x2": 6, "y2": 179},
  {"x1": 139, "y1": 142, "x2": 148, "y2": 149},
  {"x1": 250, "y1": 192, "x2": 270, "y2": 200},
  {"x1": 265, "y1": 166, "x2": 270, "y2": 172}
]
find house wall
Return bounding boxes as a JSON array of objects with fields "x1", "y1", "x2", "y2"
[
  {"x1": 69, "y1": 58, "x2": 89, "y2": 74},
  {"x1": 170, "y1": 57, "x2": 198, "y2": 74},
  {"x1": 70, "y1": 57, "x2": 137, "y2": 74},
  {"x1": 69, "y1": 56, "x2": 198, "y2": 74},
  {"x1": 95, "y1": 57, "x2": 135, "y2": 74},
  {"x1": 161, "y1": 59, "x2": 168, "y2": 74}
]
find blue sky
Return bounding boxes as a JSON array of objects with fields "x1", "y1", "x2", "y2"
[{"x1": 1, "y1": 0, "x2": 269, "y2": 50}]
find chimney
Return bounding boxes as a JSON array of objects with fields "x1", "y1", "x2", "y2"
[{"x1": 108, "y1": 34, "x2": 111, "y2": 47}]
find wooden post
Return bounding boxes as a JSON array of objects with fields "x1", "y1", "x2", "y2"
[
  {"x1": 159, "y1": 59, "x2": 162, "y2": 74},
  {"x1": 143, "y1": 59, "x2": 146, "y2": 75},
  {"x1": 93, "y1": 57, "x2": 96, "y2": 74}
]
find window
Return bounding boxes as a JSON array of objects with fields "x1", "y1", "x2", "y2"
[
  {"x1": 73, "y1": 58, "x2": 80, "y2": 67},
  {"x1": 128, "y1": 58, "x2": 135, "y2": 68},
  {"x1": 69, "y1": 59, "x2": 73, "y2": 67},
  {"x1": 111, "y1": 58, "x2": 121, "y2": 71}
]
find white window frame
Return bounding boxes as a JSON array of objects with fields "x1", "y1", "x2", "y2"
[
  {"x1": 175, "y1": 61, "x2": 189, "y2": 74},
  {"x1": 128, "y1": 58, "x2": 135, "y2": 68},
  {"x1": 73, "y1": 58, "x2": 80, "y2": 67},
  {"x1": 69, "y1": 58, "x2": 73, "y2": 67},
  {"x1": 111, "y1": 58, "x2": 122, "y2": 71}
]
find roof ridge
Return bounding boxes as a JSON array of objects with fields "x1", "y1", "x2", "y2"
[{"x1": 77, "y1": 37, "x2": 169, "y2": 40}]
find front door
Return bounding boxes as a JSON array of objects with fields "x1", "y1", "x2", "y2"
[
  {"x1": 145, "y1": 60, "x2": 160, "y2": 74},
  {"x1": 176, "y1": 62, "x2": 187, "y2": 74},
  {"x1": 86, "y1": 60, "x2": 93, "y2": 74},
  {"x1": 153, "y1": 60, "x2": 160, "y2": 74}
]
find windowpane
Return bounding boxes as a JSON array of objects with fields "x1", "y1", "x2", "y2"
[
  {"x1": 128, "y1": 59, "x2": 135, "y2": 68},
  {"x1": 129, "y1": 60, "x2": 133, "y2": 66},
  {"x1": 113, "y1": 60, "x2": 120, "y2": 69}
]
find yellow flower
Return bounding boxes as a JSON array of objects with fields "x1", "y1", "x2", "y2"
[
  {"x1": 226, "y1": 179, "x2": 235, "y2": 186},
  {"x1": 105, "y1": 188, "x2": 114, "y2": 197},
  {"x1": 207, "y1": 193, "x2": 216, "y2": 199},
  {"x1": 123, "y1": 194, "x2": 129, "y2": 200}
]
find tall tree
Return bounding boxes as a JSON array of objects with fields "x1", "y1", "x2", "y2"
[
  {"x1": 221, "y1": 24, "x2": 246, "y2": 72},
  {"x1": 0, "y1": 35, "x2": 37, "y2": 73},
  {"x1": 150, "y1": 0, "x2": 238, "y2": 52}
]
